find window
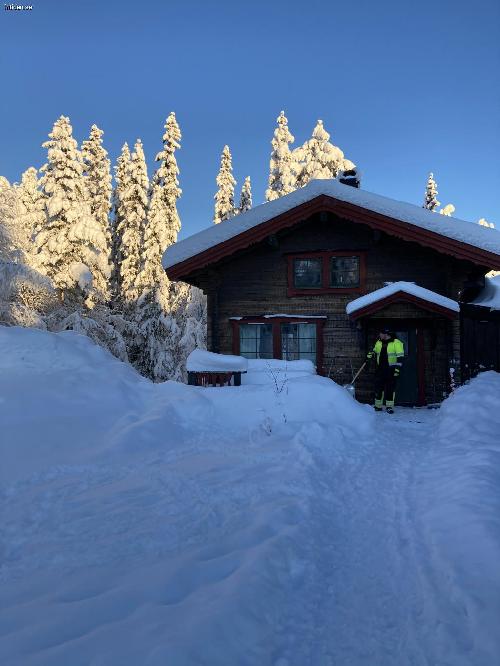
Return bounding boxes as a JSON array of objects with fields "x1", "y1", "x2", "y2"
[
  {"x1": 293, "y1": 258, "x2": 322, "y2": 288},
  {"x1": 287, "y1": 251, "x2": 365, "y2": 296},
  {"x1": 281, "y1": 323, "x2": 317, "y2": 362},
  {"x1": 231, "y1": 317, "x2": 325, "y2": 372},
  {"x1": 330, "y1": 255, "x2": 359, "y2": 287},
  {"x1": 239, "y1": 323, "x2": 273, "y2": 359}
]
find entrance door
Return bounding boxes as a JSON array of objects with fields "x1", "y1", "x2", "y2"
[
  {"x1": 394, "y1": 327, "x2": 418, "y2": 405},
  {"x1": 367, "y1": 323, "x2": 420, "y2": 406}
]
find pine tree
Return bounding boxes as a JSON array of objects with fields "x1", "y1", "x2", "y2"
[
  {"x1": 214, "y1": 145, "x2": 236, "y2": 223},
  {"x1": 265, "y1": 110, "x2": 296, "y2": 201},
  {"x1": 295, "y1": 120, "x2": 352, "y2": 188},
  {"x1": 423, "y1": 172, "x2": 440, "y2": 211},
  {"x1": 133, "y1": 113, "x2": 207, "y2": 381},
  {"x1": 478, "y1": 218, "x2": 495, "y2": 228},
  {"x1": 111, "y1": 142, "x2": 132, "y2": 299},
  {"x1": 137, "y1": 112, "x2": 182, "y2": 294},
  {"x1": 115, "y1": 139, "x2": 148, "y2": 302},
  {"x1": 0, "y1": 176, "x2": 18, "y2": 262},
  {"x1": 34, "y1": 116, "x2": 108, "y2": 299},
  {"x1": 439, "y1": 204, "x2": 455, "y2": 217},
  {"x1": 239, "y1": 176, "x2": 252, "y2": 213},
  {"x1": 81, "y1": 125, "x2": 112, "y2": 302},
  {"x1": 16, "y1": 168, "x2": 46, "y2": 257},
  {"x1": 133, "y1": 113, "x2": 183, "y2": 380}
]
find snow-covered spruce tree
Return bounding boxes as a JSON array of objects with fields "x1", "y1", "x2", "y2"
[
  {"x1": 265, "y1": 110, "x2": 296, "y2": 201},
  {"x1": 478, "y1": 218, "x2": 495, "y2": 228},
  {"x1": 439, "y1": 204, "x2": 455, "y2": 217},
  {"x1": 239, "y1": 176, "x2": 252, "y2": 213},
  {"x1": 294, "y1": 120, "x2": 353, "y2": 188},
  {"x1": 81, "y1": 125, "x2": 112, "y2": 302},
  {"x1": 132, "y1": 113, "x2": 183, "y2": 380},
  {"x1": 15, "y1": 167, "x2": 46, "y2": 261},
  {"x1": 0, "y1": 176, "x2": 19, "y2": 262},
  {"x1": 114, "y1": 139, "x2": 149, "y2": 303},
  {"x1": 133, "y1": 113, "x2": 207, "y2": 382},
  {"x1": 423, "y1": 172, "x2": 440, "y2": 211},
  {"x1": 214, "y1": 145, "x2": 236, "y2": 223},
  {"x1": 111, "y1": 142, "x2": 132, "y2": 300},
  {"x1": 136, "y1": 112, "x2": 182, "y2": 295},
  {"x1": 34, "y1": 116, "x2": 108, "y2": 302}
]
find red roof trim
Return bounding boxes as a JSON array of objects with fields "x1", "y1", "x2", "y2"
[
  {"x1": 166, "y1": 195, "x2": 500, "y2": 280},
  {"x1": 347, "y1": 291, "x2": 459, "y2": 320}
]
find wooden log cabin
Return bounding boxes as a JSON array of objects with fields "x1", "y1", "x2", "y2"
[{"x1": 163, "y1": 180, "x2": 500, "y2": 405}]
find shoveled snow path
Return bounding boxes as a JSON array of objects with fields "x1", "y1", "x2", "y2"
[{"x1": 280, "y1": 408, "x2": 472, "y2": 666}]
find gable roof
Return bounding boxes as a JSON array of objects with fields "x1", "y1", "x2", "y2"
[
  {"x1": 346, "y1": 281, "x2": 459, "y2": 320},
  {"x1": 163, "y1": 180, "x2": 500, "y2": 279}
]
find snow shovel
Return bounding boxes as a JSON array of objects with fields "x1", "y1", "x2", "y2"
[{"x1": 343, "y1": 362, "x2": 366, "y2": 398}]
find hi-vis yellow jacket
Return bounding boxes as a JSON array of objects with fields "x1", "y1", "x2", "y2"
[{"x1": 368, "y1": 339, "x2": 405, "y2": 366}]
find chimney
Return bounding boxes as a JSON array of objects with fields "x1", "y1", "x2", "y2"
[{"x1": 338, "y1": 168, "x2": 360, "y2": 188}]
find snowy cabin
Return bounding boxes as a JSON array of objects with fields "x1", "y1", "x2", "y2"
[{"x1": 163, "y1": 180, "x2": 500, "y2": 405}]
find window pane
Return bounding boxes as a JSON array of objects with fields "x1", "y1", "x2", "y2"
[
  {"x1": 240, "y1": 337, "x2": 256, "y2": 354},
  {"x1": 239, "y1": 324, "x2": 273, "y2": 359},
  {"x1": 293, "y1": 258, "x2": 322, "y2": 288},
  {"x1": 281, "y1": 323, "x2": 317, "y2": 363},
  {"x1": 330, "y1": 256, "x2": 359, "y2": 287},
  {"x1": 297, "y1": 323, "x2": 316, "y2": 338},
  {"x1": 299, "y1": 337, "x2": 316, "y2": 354},
  {"x1": 240, "y1": 324, "x2": 257, "y2": 339}
]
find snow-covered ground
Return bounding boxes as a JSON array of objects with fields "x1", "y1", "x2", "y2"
[{"x1": 1, "y1": 327, "x2": 499, "y2": 665}]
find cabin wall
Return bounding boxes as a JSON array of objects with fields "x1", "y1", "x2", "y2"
[{"x1": 200, "y1": 212, "x2": 476, "y2": 403}]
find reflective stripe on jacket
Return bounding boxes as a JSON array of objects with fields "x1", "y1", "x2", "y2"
[{"x1": 370, "y1": 338, "x2": 404, "y2": 366}]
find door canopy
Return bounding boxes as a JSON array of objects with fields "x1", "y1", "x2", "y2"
[{"x1": 346, "y1": 281, "x2": 459, "y2": 320}]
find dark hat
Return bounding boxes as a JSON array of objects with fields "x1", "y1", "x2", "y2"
[{"x1": 380, "y1": 327, "x2": 391, "y2": 334}]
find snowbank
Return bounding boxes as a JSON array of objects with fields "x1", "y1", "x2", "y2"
[
  {"x1": 186, "y1": 348, "x2": 248, "y2": 372},
  {"x1": 418, "y1": 371, "x2": 500, "y2": 653},
  {"x1": 0, "y1": 326, "x2": 373, "y2": 666}
]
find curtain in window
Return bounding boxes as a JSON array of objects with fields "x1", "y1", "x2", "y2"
[
  {"x1": 281, "y1": 323, "x2": 317, "y2": 363},
  {"x1": 239, "y1": 323, "x2": 273, "y2": 358}
]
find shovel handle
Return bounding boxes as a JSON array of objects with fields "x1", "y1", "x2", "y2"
[{"x1": 351, "y1": 362, "x2": 366, "y2": 384}]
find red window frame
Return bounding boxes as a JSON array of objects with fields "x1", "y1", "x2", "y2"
[
  {"x1": 231, "y1": 316, "x2": 326, "y2": 375},
  {"x1": 287, "y1": 251, "x2": 366, "y2": 297}
]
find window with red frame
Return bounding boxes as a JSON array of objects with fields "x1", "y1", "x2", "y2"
[
  {"x1": 287, "y1": 251, "x2": 365, "y2": 296},
  {"x1": 231, "y1": 317, "x2": 325, "y2": 372}
]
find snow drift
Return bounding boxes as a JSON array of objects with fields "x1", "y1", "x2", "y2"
[
  {"x1": 1, "y1": 327, "x2": 500, "y2": 665},
  {"x1": 0, "y1": 326, "x2": 372, "y2": 666}
]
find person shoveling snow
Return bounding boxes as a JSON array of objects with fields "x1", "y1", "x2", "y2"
[{"x1": 366, "y1": 327, "x2": 405, "y2": 413}]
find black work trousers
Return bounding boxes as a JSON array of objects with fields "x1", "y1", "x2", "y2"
[{"x1": 374, "y1": 365, "x2": 397, "y2": 408}]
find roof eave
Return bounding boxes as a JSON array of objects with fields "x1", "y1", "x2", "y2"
[{"x1": 347, "y1": 291, "x2": 459, "y2": 320}]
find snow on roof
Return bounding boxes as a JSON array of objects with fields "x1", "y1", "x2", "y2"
[
  {"x1": 471, "y1": 275, "x2": 500, "y2": 311},
  {"x1": 163, "y1": 179, "x2": 500, "y2": 270},
  {"x1": 346, "y1": 281, "x2": 460, "y2": 315}
]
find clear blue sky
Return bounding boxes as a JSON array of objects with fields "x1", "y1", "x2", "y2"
[{"x1": 1, "y1": 0, "x2": 499, "y2": 238}]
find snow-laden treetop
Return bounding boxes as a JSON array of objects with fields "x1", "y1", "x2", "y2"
[{"x1": 163, "y1": 179, "x2": 500, "y2": 270}]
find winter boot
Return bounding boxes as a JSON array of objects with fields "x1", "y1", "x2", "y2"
[
  {"x1": 386, "y1": 407, "x2": 394, "y2": 414},
  {"x1": 374, "y1": 406, "x2": 383, "y2": 412}
]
